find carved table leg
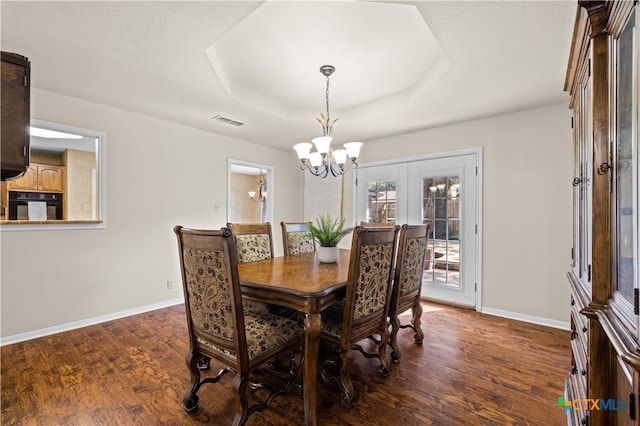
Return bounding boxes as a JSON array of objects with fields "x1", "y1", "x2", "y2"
[{"x1": 303, "y1": 312, "x2": 321, "y2": 426}]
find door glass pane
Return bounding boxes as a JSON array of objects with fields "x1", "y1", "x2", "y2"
[
  {"x1": 579, "y1": 61, "x2": 593, "y2": 287},
  {"x1": 422, "y1": 175, "x2": 461, "y2": 287},
  {"x1": 366, "y1": 180, "x2": 396, "y2": 223},
  {"x1": 614, "y1": 9, "x2": 637, "y2": 304}
]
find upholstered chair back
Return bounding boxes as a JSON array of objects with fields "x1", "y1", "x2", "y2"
[
  {"x1": 344, "y1": 226, "x2": 399, "y2": 339},
  {"x1": 175, "y1": 226, "x2": 247, "y2": 368},
  {"x1": 281, "y1": 221, "x2": 315, "y2": 256},
  {"x1": 226, "y1": 222, "x2": 274, "y2": 264}
]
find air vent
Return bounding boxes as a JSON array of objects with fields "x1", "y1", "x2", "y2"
[{"x1": 211, "y1": 115, "x2": 246, "y2": 127}]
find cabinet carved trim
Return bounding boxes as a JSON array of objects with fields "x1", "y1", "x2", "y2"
[{"x1": 584, "y1": 307, "x2": 640, "y2": 371}]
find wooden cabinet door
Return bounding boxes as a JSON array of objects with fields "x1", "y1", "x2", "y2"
[
  {"x1": 1, "y1": 52, "x2": 30, "y2": 181},
  {"x1": 7, "y1": 166, "x2": 36, "y2": 190},
  {"x1": 615, "y1": 360, "x2": 638, "y2": 426},
  {"x1": 37, "y1": 165, "x2": 63, "y2": 192}
]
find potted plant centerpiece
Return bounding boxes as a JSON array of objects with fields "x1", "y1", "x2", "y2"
[{"x1": 308, "y1": 214, "x2": 353, "y2": 263}]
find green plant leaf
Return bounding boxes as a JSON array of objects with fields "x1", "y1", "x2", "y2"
[{"x1": 307, "y1": 214, "x2": 354, "y2": 247}]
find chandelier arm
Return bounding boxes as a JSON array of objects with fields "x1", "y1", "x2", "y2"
[
  {"x1": 328, "y1": 161, "x2": 342, "y2": 178},
  {"x1": 299, "y1": 162, "x2": 328, "y2": 178}
]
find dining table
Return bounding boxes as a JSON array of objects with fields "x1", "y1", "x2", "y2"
[{"x1": 237, "y1": 249, "x2": 351, "y2": 426}]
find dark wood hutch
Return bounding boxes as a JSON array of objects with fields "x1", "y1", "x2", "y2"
[{"x1": 565, "y1": 1, "x2": 638, "y2": 425}]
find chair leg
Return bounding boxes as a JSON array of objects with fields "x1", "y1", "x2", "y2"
[
  {"x1": 389, "y1": 314, "x2": 402, "y2": 363},
  {"x1": 412, "y1": 301, "x2": 424, "y2": 345},
  {"x1": 231, "y1": 373, "x2": 250, "y2": 426},
  {"x1": 338, "y1": 348, "x2": 356, "y2": 408},
  {"x1": 183, "y1": 351, "x2": 230, "y2": 413},
  {"x1": 183, "y1": 351, "x2": 202, "y2": 412},
  {"x1": 377, "y1": 330, "x2": 391, "y2": 377}
]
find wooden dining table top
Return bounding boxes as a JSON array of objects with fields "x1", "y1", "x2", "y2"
[{"x1": 237, "y1": 249, "x2": 351, "y2": 298}]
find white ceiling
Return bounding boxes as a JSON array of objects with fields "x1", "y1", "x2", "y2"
[{"x1": 1, "y1": 1, "x2": 577, "y2": 152}]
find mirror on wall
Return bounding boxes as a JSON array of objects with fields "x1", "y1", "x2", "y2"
[
  {"x1": 1, "y1": 119, "x2": 106, "y2": 231},
  {"x1": 227, "y1": 159, "x2": 273, "y2": 224}
]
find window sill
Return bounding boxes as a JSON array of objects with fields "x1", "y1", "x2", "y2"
[{"x1": 1, "y1": 219, "x2": 104, "y2": 231}]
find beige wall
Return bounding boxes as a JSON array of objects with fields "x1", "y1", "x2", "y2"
[
  {"x1": 350, "y1": 102, "x2": 572, "y2": 323},
  {"x1": 229, "y1": 172, "x2": 261, "y2": 222},
  {"x1": 64, "y1": 149, "x2": 96, "y2": 220},
  {"x1": 0, "y1": 88, "x2": 304, "y2": 338}
]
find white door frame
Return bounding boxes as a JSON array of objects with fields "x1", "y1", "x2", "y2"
[{"x1": 355, "y1": 148, "x2": 483, "y2": 310}]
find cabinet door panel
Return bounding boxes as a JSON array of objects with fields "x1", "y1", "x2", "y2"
[
  {"x1": 37, "y1": 166, "x2": 62, "y2": 192},
  {"x1": 6, "y1": 166, "x2": 36, "y2": 190}
]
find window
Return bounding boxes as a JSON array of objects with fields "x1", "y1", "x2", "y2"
[
  {"x1": 1, "y1": 119, "x2": 106, "y2": 231},
  {"x1": 366, "y1": 180, "x2": 396, "y2": 223}
]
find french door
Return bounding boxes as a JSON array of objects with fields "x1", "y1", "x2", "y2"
[{"x1": 356, "y1": 151, "x2": 480, "y2": 308}]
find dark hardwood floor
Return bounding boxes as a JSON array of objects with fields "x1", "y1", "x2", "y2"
[{"x1": 1, "y1": 302, "x2": 571, "y2": 425}]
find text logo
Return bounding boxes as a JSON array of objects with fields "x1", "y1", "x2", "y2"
[{"x1": 555, "y1": 397, "x2": 627, "y2": 414}]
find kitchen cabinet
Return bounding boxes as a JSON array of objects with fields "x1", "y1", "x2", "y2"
[
  {"x1": 1, "y1": 51, "x2": 30, "y2": 181},
  {"x1": 7, "y1": 164, "x2": 64, "y2": 193}
]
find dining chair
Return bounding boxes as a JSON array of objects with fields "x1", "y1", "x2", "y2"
[
  {"x1": 174, "y1": 226, "x2": 304, "y2": 426},
  {"x1": 319, "y1": 225, "x2": 400, "y2": 408},
  {"x1": 281, "y1": 221, "x2": 315, "y2": 256},
  {"x1": 388, "y1": 224, "x2": 431, "y2": 362},
  {"x1": 226, "y1": 222, "x2": 275, "y2": 314},
  {"x1": 226, "y1": 222, "x2": 274, "y2": 263}
]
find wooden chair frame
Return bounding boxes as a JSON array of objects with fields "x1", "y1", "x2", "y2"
[
  {"x1": 174, "y1": 226, "x2": 303, "y2": 425},
  {"x1": 320, "y1": 225, "x2": 400, "y2": 408},
  {"x1": 389, "y1": 224, "x2": 431, "y2": 362}
]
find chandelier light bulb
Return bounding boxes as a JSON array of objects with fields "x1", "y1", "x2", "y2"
[
  {"x1": 293, "y1": 142, "x2": 313, "y2": 161},
  {"x1": 312, "y1": 136, "x2": 332, "y2": 154},
  {"x1": 343, "y1": 142, "x2": 363, "y2": 160},
  {"x1": 332, "y1": 149, "x2": 348, "y2": 166},
  {"x1": 309, "y1": 152, "x2": 323, "y2": 168}
]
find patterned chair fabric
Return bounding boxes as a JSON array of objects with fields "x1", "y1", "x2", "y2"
[
  {"x1": 286, "y1": 232, "x2": 315, "y2": 256},
  {"x1": 319, "y1": 225, "x2": 399, "y2": 409},
  {"x1": 281, "y1": 222, "x2": 315, "y2": 257},
  {"x1": 235, "y1": 234, "x2": 272, "y2": 263},
  {"x1": 226, "y1": 222, "x2": 275, "y2": 315},
  {"x1": 174, "y1": 226, "x2": 303, "y2": 425},
  {"x1": 388, "y1": 224, "x2": 430, "y2": 362}
]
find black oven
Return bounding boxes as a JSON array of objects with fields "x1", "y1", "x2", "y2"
[{"x1": 8, "y1": 191, "x2": 63, "y2": 220}]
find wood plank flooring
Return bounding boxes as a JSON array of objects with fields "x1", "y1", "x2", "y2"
[{"x1": 1, "y1": 302, "x2": 571, "y2": 425}]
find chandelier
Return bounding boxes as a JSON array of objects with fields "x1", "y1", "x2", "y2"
[
  {"x1": 293, "y1": 65, "x2": 363, "y2": 178},
  {"x1": 248, "y1": 169, "x2": 267, "y2": 202}
]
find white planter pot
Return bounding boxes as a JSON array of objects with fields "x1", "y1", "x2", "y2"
[{"x1": 318, "y1": 246, "x2": 339, "y2": 263}]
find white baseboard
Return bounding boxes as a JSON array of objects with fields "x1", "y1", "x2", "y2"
[
  {"x1": 1, "y1": 297, "x2": 185, "y2": 346},
  {"x1": 480, "y1": 306, "x2": 570, "y2": 331}
]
